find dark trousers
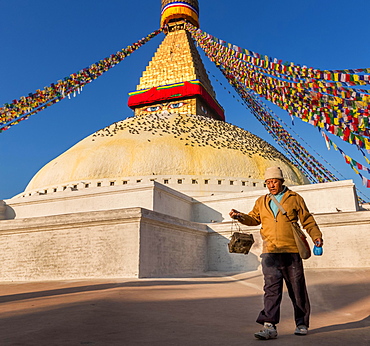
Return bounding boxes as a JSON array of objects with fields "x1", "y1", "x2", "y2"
[{"x1": 256, "y1": 253, "x2": 310, "y2": 327}]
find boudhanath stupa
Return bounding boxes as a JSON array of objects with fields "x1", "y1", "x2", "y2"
[
  {"x1": 21, "y1": 0, "x2": 307, "y2": 197},
  {"x1": 0, "y1": 0, "x2": 369, "y2": 280}
]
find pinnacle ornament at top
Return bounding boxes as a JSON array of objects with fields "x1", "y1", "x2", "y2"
[{"x1": 161, "y1": 0, "x2": 200, "y2": 28}]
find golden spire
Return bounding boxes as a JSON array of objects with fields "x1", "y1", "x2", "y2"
[{"x1": 127, "y1": 0, "x2": 224, "y2": 121}]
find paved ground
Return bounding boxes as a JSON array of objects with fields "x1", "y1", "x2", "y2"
[{"x1": 0, "y1": 268, "x2": 369, "y2": 345}]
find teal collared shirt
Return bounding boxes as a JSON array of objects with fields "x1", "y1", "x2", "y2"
[{"x1": 269, "y1": 186, "x2": 287, "y2": 217}]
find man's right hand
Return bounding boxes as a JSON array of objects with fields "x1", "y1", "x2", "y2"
[{"x1": 229, "y1": 209, "x2": 241, "y2": 219}]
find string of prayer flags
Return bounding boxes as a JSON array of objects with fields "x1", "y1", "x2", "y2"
[
  {"x1": 218, "y1": 64, "x2": 339, "y2": 184},
  {"x1": 320, "y1": 129, "x2": 370, "y2": 186},
  {"x1": 186, "y1": 23, "x2": 370, "y2": 151},
  {"x1": 360, "y1": 149, "x2": 370, "y2": 165},
  {"x1": 0, "y1": 28, "x2": 163, "y2": 132},
  {"x1": 185, "y1": 23, "x2": 363, "y2": 185},
  {"x1": 359, "y1": 173, "x2": 370, "y2": 188},
  {"x1": 207, "y1": 68, "x2": 331, "y2": 181},
  {"x1": 186, "y1": 23, "x2": 370, "y2": 86}
]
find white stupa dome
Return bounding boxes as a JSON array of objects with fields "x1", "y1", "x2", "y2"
[{"x1": 22, "y1": 112, "x2": 309, "y2": 197}]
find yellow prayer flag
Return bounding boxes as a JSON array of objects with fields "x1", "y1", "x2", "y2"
[{"x1": 364, "y1": 138, "x2": 370, "y2": 150}]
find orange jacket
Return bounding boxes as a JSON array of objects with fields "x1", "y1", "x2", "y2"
[{"x1": 238, "y1": 188, "x2": 322, "y2": 253}]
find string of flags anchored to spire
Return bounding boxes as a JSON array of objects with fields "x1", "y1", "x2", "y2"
[
  {"x1": 320, "y1": 129, "x2": 370, "y2": 188},
  {"x1": 185, "y1": 22, "x2": 370, "y2": 190},
  {"x1": 209, "y1": 52, "x2": 339, "y2": 185},
  {"x1": 0, "y1": 28, "x2": 162, "y2": 133},
  {"x1": 185, "y1": 23, "x2": 370, "y2": 149}
]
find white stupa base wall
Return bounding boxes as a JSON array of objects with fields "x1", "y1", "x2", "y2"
[
  {"x1": 193, "y1": 180, "x2": 360, "y2": 223},
  {"x1": 0, "y1": 207, "x2": 208, "y2": 281},
  {"x1": 2, "y1": 180, "x2": 360, "y2": 222},
  {"x1": 0, "y1": 180, "x2": 368, "y2": 281}
]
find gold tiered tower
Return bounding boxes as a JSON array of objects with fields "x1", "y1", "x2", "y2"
[{"x1": 128, "y1": 0, "x2": 224, "y2": 121}]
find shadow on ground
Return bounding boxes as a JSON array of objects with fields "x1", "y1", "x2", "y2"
[{"x1": 0, "y1": 269, "x2": 368, "y2": 346}]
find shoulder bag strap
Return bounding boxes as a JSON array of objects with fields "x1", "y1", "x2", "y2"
[
  {"x1": 270, "y1": 194, "x2": 310, "y2": 259},
  {"x1": 269, "y1": 193, "x2": 294, "y2": 223},
  {"x1": 269, "y1": 193, "x2": 287, "y2": 214}
]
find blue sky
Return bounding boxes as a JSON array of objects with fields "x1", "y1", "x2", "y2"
[{"x1": 1, "y1": 0, "x2": 370, "y2": 200}]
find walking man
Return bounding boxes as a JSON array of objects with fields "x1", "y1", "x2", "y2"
[{"x1": 229, "y1": 166, "x2": 323, "y2": 339}]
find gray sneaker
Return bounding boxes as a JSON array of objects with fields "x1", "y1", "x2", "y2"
[
  {"x1": 294, "y1": 325, "x2": 308, "y2": 335},
  {"x1": 254, "y1": 322, "x2": 278, "y2": 340}
]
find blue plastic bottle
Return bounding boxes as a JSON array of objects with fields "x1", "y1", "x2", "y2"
[{"x1": 313, "y1": 245, "x2": 323, "y2": 256}]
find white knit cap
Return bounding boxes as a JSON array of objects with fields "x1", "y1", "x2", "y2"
[{"x1": 264, "y1": 166, "x2": 284, "y2": 181}]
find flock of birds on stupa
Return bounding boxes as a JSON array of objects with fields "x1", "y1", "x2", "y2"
[{"x1": 91, "y1": 112, "x2": 288, "y2": 162}]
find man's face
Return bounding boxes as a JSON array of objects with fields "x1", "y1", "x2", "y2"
[{"x1": 266, "y1": 179, "x2": 284, "y2": 195}]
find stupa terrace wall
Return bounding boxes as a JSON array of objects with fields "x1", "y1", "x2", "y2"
[
  {"x1": 0, "y1": 203, "x2": 368, "y2": 281},
  {"x1": 4, "y1": 180, "x2": 359, "y2": 222}
]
